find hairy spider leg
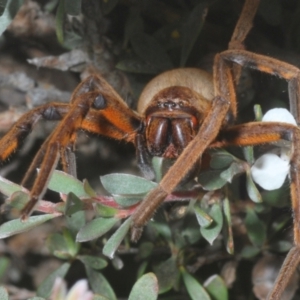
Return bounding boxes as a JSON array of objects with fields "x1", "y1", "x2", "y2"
[
  {"x1": 131, "y1": 47, "x2": 300, "y2": 298},
  {"x1": 130, "y1": 0, "x2": 262, "y2": 241},
  {"x1": 212, "y1": 122, "x2": 300, "y2": 300},
  {"x1": 0, "y1": 74, "x2": 141, "y2": 219}
]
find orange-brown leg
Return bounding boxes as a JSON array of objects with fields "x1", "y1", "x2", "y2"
[
  {"x1": 220, "y1": 49, "x2": 300, "y2": 124},
  {"x1": 60, "y1": 140, "x2": 77, "y2": 178},
  {"x1": 15, "y1": 74, "x2": 141, "y2": 219},
  {"x1": 21, "y1": 132, "x2": 54, "y2": 188},
  {"x1": 130, "y1": 48, "x2": 235, "y2": 240},
  {"x1": 205, "y1": 51, "x2": 300, "y2": 298},
  {"x1": 19, "y1": 89, "x2": 100, "y2": 218},
  {"x1": 130, "y1": 9, "x2": 300, "y2": 248},
  {"x1": 228, "y1": 0, "x2": 260, "y2": 85},
  {"x1": 214, "y1": 50, "x2": 300, "y2": 300},
  {"x1": 0, "y1": 103, "x2": 69, "y2": 162},
  {"x1": 212, "y1": 122, "x2": 300, "y2": 300},
  {"x1": 228, "y1": 0, "x2": 260, "y2": 51},
  {"x1": 75, "y1": 74, "x2": 141, "y2": 142},
  {"x1": 19, "y1": 87, "x2": 142, "y2": 188},
  {"x1": 21, "y1": 131, "x2": 78, "y2": 189}
]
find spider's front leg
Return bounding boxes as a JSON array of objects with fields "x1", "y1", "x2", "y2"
[
  {"x1": 130, "y1": 41, "x2": 300, "y2": 300},
  {"x1": 130, "y1": 54, "x2": 234, "y2": 241},
  {"x1": 19, "y1": 77, "x2": 104, "y2": 219},
  {"x1": 0, "y1": 103, "x2": 68, "y2": 163},
  {"x1": 0, "y1": 74, "x2": 142, "y2": 219},
  {"x1": 130, "y1": 0, "x2": 261, "y2": 240}
]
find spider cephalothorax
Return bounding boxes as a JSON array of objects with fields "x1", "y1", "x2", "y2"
[{"x1": 143, "y1": 85, "x2": 208, "y2": 158}]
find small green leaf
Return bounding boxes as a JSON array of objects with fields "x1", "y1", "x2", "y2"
[
  {"x1": 240, "y1": 245, "x2": 260, "y2": 258},
  {"x1": 210, "y1": 150, "x2": 234, "y2": 169},
  {"x1": 254, "y1": 104, "x2": 263, "y2": 121},
  {"x1": 0, "y1": 286, "x2": 8, "y2": 300},
  {"x1": 137, "y1": 261, "x2": 148, "y2": 279},
  {"x1": 37, "y1": 263, "x2": 71, "y2": 298},
  {"x1": 200, "y1": 203, "x2": 223, "y2": 245},
  {"x1": 181, "y1": 269, "x2": 210, "y2": 300},
  {"x1": 269, "y1": 214, "x2": 290, "y2": 236},
  {"x1": 47, "y1": 228, "x2": 80, "y2": 259},
  {"x1": 0, "y1": 0, "x2": 23, "y2": 36},
  {"x1": 0, "y1": 257, "x2": 9, "y2": 281},
  {"x1": 0, "y1": 214, "x2": 57, "y2": 239},
  {"x1": 179, "y1": 225, "x2": 201, "y2": 246},
  {"x1": 220, "y1": 162, "x2": 245, "y2": 183},
  {"x1": 64, "y1": 193, "x2": 86, "y2": 233},
  {"x1": 243, "y1": 146, "x2": 255, "y2": 165},
  {"x1": 78, "y1": 255, "x2": 108, "y2": 270},
  {"x1": 45, "y1": 0, "x2": 59, "y2": 12},
  {"x1": 254, "y1": 203, "x2": 267, "y2": 214},
  {"x1": 152, "y1": 157, "x2": 164, "y2": 182},
  {"x1": 246, "y1": 170, "x2": 262, "y2": 203},
  {"x1": 194, "y1": 205, "x2": 213, "y2": 228},
  {"x1": 128, "y1": 273, "x2": 158, "y2": 300},
  {"x1": 0, "y1": 0, "x2": 8, "y2": 16},
  {"x1": 198, "y1": 170, "x2": 227, "y2": 191},
  {"x1": 7, "y1": 191, "x2": 30, "y2": 210},
  {"x1": 269, "y1": 240, "x2": 292, "y2": 253},
  {"x1": 65, "y1": 192, "x2": 84, "y2": 215},
  {"x1": 47, "y1": 170, "x2": 89, "y2": 197},
  {"x1": 113, "y1": 194, "x2": 142, "y2": 207},
  {"x1": 64, "y1": 0, "x2": 81, "y2": 15},
  {"x1": 0, "y1": 176, "x2": 26, "y2": 196},
  {"x1": 83, "y1": 179, "x2": 97, "y2": 197},
  {"x1": 65, "y1": 209, "x2": 86, "y2": 236},
  {"x1": 85, "y1": 267, "x2": 116, "y2": 300},
  {"x1": 223, "y1": 197, "x2": 234, "y2": 254},
  {"x1": 244, "y1": 208, "x2": 266, "y2": 247},
  {"x1": 62, "y1": 228, "x2": 80, "y2": 257},
  {"x1": 101, "y1": 173, "x2": 157, "y2": 195},
  {"x1": 62, "y1": 30, "x2": 82, "y2": 49},
  {"x1": 94, "y1": 203, "x2": 118, "y2": 217},
  {"x1": 180, "y1": 3, "x2": 207, "y2": 66},
  {"x1": 47, "y1": 232, "x2": 69, "y2": 259},
  {"x1": 149, "y1": 222, "x2": 172, "y2": 240},
  {"x1": 103, "y1": 217, "x2": 132, "y2": 259},
  {"x1": 262, "y1": 188, "x2": 289, "y2": 208},
  {"x1": 76, "y1": 217, "x2": 119, "y2": 242},
  {"x1": 204, "y1": 275, "x2": 228, "y2": 300},
  {"x1": 154, "y1": 257, "x2": 178, "y2": 293},
  {"x1": 112, "y1": 256, "x2": 124, "y2": 270},
  {"x1": 55, "y1": 0, "x2": 65, "y2": 44}
]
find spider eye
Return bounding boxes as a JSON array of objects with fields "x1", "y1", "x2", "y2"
[
  {"x1": 43, "y1": 107, "x2": 61, "y2": 120},
  {"x1": 93, "y1": 95, "x2": 107, "y2": 109}
]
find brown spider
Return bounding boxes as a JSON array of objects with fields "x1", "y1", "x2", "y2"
[{"x1": 1, "y1": 0, "x2": 300, "y2": 298}]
